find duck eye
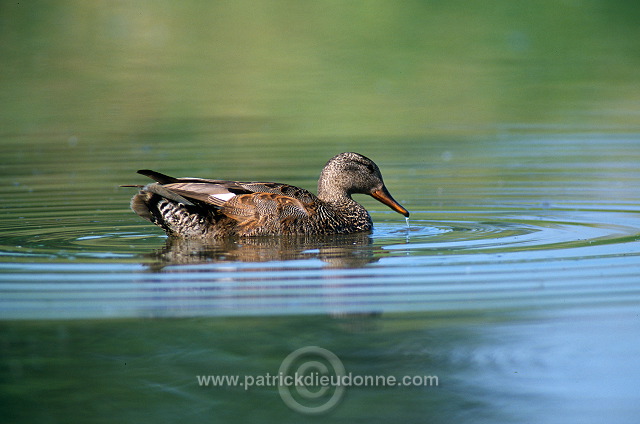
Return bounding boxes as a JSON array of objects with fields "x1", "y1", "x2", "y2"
[
  {"x1": 360, "y1": 162, "x2": 376, "y2": 174},
  {"x1": 353, "y1": 160, "x2": 375, "y2": 173}
]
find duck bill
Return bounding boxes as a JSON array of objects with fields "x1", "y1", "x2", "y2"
[{"x1": 371, "y1": 187, "x2": 410, "y2": 217}]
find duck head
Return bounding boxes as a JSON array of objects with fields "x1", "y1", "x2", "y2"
[{"x1": 318, "y1": 152, "x2": 410, "y2": 217}]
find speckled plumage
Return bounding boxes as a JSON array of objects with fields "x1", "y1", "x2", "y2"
[{"x1": 127, "y1": 152, "x2": 409, "y2": 238}]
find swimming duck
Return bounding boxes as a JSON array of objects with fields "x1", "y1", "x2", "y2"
[{"x1": 128, "y1": 152, "x2": 409, "y2": 237}]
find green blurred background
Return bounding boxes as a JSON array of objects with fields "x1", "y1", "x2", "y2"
[{"x1": 2, "y1": 0, "x2": 639, "y2": 140}]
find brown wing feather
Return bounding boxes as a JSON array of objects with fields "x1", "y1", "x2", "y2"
[
  {"x1": 221, "y1": 192, "x2": 314, "y2": 234},
  {"x1": 233, "y1": 182, "x2": 318, "y2": 203}
]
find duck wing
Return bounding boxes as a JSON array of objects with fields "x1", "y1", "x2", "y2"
[{"x1": 137, "y1": 169, "x2": 318, "y2": 212}]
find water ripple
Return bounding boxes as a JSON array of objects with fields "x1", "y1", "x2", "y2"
[{"x1": 1, "y1": 205, "x2": 639, "y2": 320}]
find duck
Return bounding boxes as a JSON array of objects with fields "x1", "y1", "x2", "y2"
[{"x1": 127, "y1": 152, "x2": 409, "y2": 237}]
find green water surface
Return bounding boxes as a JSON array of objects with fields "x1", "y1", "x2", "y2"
[{"x1": 1, "y1": 2, "x2": 640, "y2": 423}]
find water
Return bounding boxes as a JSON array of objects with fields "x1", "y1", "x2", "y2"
[{"x1": 2, "y1": 2, "x2": 640, "y2": 423}]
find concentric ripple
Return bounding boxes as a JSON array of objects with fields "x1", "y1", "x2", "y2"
[
  {"x1": 381, "y1": 208, "x2": 640, "y2": 256},
  {"x1": 1, "y1": 204, "x2": 639, "y2": 320}
]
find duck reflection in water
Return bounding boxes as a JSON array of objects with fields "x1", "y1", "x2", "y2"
[{"x1": 148, "y1": 231, "x2": 380, "y2": 269}]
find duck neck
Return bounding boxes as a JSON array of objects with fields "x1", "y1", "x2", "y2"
[
  {"x1": 318, "y1": 181, "x2": 368, "y2": 215},
  {"x1": 317, "y1": 178, "x2": 351, "y2": 204}
]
